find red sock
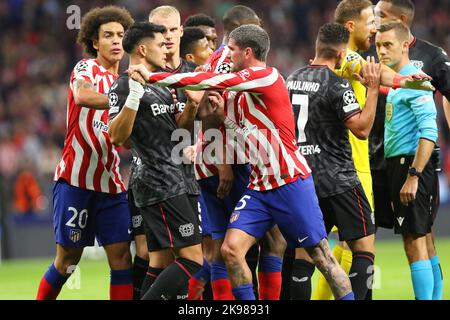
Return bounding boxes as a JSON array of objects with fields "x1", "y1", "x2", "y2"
[
  {"x1": 188, "y1": 277, "x2": 205, "y2": 300},
  {"x1": 110, "y1": 284, "x2": 133, "y2": 300},
  {"x1": 258, "y1": 272, "x2": 281, "y2": 300},
  {"x1": 36, "y1": 277, "x2": 61, "y2": 300},
  {"x1": 211, "y1": 278, "x2": 234, "y2": 300}
]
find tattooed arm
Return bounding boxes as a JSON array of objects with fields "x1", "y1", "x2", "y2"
[{"x1": 73, "y1": 79, "x2": 109, "y2": 109}]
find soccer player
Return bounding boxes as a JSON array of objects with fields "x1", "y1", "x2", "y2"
[
  {"x1": 183, "y1": 13, "x2": 218, "y2": 51},
  {"x1": 191, "y1": 5, "x2": 286, "y2": 300},
  {"x1": 370, "y1": 0, "x2": 447, "y2": 300},
  {"x1": 36, "y1": 6, "x2": 134, "y2": 300},
  {"x1": 108, "y1": 21, "x2": 203, "y2": 300},
  {"x1": 287, "y1": 23, "x2": 381, "y2": 300},
  {"x1": 131, "y1": 6, "x2": 202, "y2": 299},
  {"x1": 375, "y1": 22, "x2": 439, "y2": 300},
  {"x1": 129, "y1": 24, "x2": 355, "y2": 301},
  {"x1": 180, "y1": 27, "x2": 214, "y2": 66}
]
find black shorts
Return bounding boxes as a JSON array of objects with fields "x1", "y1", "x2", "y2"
[
  {"x1": 371, "y1": 169, "x2": 395, "y2": 229},
  {"x1": 140, "y1": 193, "x2": 202, "y2": 251},
  {"x1": 319, "y1": 184, "x2": 375, "y2": 241},
  {"x1": 386, "y1": 155, "x2": 439, "y2": 235},
  {"x1": 128, "y1": 189, "x2": 145, "y2": 237}
]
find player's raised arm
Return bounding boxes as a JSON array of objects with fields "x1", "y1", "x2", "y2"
[{"x1": 128, "y1": 63, "x2": 279, "y2": 93}]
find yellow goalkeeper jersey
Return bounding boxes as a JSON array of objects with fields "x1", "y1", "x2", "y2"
[{"x1": 334, "y1": 49, "x2": 371, "y2": 174}]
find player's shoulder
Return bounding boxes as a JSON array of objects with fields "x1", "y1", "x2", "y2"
[
  {"x1": 73, "y1": 58, "x2": 98, "y2": 73},
  {"x1": 109, "y1": 73, "x2": 129, "y2": 97},
  {"x1": 182, "y1": 59, "x2": 198, "y2": 72},
  {"x1": 344, "y1": 49, "x2": 363, "y2": 63},
  {"x1": 414, "y1": 37, "x2": 448, "y2": 59}
]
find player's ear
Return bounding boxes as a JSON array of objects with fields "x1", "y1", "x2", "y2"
[
  {"x1": 345, "y1": 21, "x2": 354, "y2": 33},
  {"x1": 138, "y1": 43, "x2": 147, "y2": 57},
  {"x1": 185, "y1": 53, "x2": 195, "y2": 63},
  {"x1": 93, "y1": 39, "x2": 99, "y2": 51},
  {"x1": 180, "y1": 25, "x2": 184, "y2": 37}
]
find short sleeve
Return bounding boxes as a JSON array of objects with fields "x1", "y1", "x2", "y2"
[
  {"x1": 329, "y1": 78, "x2": 361, "y2": 122},
  {"x1": 71, "y1": 59, "x2": 96, "y2": 86},
  {"x1": 431, "y1": 48, "x2": 450, "y2": 100},
  {"x1": 108, "y1": 77, "x2": 130, "y2": 121}
]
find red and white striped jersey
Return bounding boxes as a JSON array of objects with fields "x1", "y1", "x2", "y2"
[
  {"x1": 195, "y1": 44, "x2": 232, "y2": 180},
  {"x1": 147, "y1": 67, "x2": 312, "y2": 191},
  {"x1": 54, "y1": 58, "x2": 125, "y2": 194}
]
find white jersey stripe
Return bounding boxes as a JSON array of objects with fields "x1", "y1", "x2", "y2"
[
  {"x1": 228, "y1": 68, "x2": 279, "y2": 92},
  {"x1": 70, "y1": 135, "x2": 84, "y2": 187}
]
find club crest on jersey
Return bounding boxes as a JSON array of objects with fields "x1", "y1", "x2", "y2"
[
  {"x1": 386, "y1": 102, "x2": 393, "y2": 122},
  {"x1": 179, "y1": 223, "x2": 194, "y2": 237},
  {"x1": 230, "y1": 211, "x2": 240, "y2": 223},
  {"x1": 238, "y1": 69, "x2": 250, "y2": 81},
  {"x1": 70, "y1": 229, "x2": 82, "y2": 243}
]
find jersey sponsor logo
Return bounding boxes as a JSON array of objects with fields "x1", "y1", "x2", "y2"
[
  {"x1": 411, "y1": 60, "x2": 424, "y2": 70},
  {"x1": 70, "y1": 229, "x2": 82, "y2": 243},
  {"x1": 386, "y1": 102, "x2": 393, "y2": 122},
  {"x1": 132, "y1": 215, "x2": 143, "y2": 228},
  {"x1": 150, "y1": 103, "x2": 176, "y2": 116},
  {"x1": 286, "y1": 80, "x2": 320, "y2": 92},
  {"x1": 179, "y1": 223, "x2": 195, "y2": 237},
  {"x1": 109, "y1": 92, "x2": 119, "y2": 107},
  {"x1": 397, "y1": 216, "x2": 405, "y2": 226},
  {"x1": 93, "y1": 120, "x2": 108, "y2": 132},
  {"x1": 299, "y1": 144, "x2": 321, "y2": 155}
]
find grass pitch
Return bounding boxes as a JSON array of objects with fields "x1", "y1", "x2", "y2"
[{"x1": 0, "y1": 238, "x2": 448, "y2": 300}]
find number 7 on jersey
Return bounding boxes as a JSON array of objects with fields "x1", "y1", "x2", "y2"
[{"x1": 291, "y1": 94, "x2": 309, "y2": 143}]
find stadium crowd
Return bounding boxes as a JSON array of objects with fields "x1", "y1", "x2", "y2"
[{"x1": 0, "y1": 0, "x2": 449, "y2": 216}]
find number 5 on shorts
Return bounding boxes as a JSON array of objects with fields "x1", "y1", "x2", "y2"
[{"x1": 235, "y1": 195, "x2": 251, "y2": 210}]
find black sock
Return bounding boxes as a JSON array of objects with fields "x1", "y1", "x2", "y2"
[
  {"x1": 141, "y1": 258, "x2": 201, "y2": 300},
  {"x1": 280, "y1": 248, "x2": 295, "y2": 300},
  {"x1": 140, "y1": 266, "x2": 164, "y2": 299},
  {"x1": 349, "y1": 251, "x2": 375, "y2": 300},
  {"x1": 290, "y1": 259, "x2": 315, "y2": 300},
  {"x1": 365, "y1": 288, "x2": 373, "y2": 300},
  {"x1": 132, "y1": 255, "x2": 149, "y2": 300}
]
